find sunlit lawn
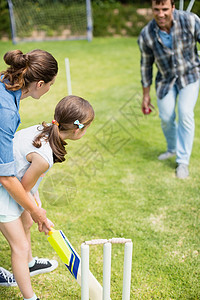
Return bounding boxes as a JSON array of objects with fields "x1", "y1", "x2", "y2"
[{"x1": 0, "y1": 37, "x2": 199, "y2": 299}]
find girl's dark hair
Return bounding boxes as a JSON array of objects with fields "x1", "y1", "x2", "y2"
[
  {"x1": 33, "y1": 95, "x2": 95, "y2": 163},
  {"x1": 1, "y1": 49, "x2": 58, "y2": 91}
]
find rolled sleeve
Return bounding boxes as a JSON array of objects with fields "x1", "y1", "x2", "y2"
[
  {"x1": 193, "y1": 13, "x2": 200, "y2": 43},
  {"x1": 0, "y1": 108, "x2": 20, "y2": 177},
  {"x1": 138, "y1": 34, "x2": 154, "y2": 88},
  {"x1": 0, "y1": 127, "x2": 16, "y2": 176},
  {"x1": 0, "y1": 161, "x2": 16, "y2": 176}
]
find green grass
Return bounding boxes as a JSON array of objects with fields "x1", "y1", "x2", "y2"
[{"x1": 0, "y1": 37, "x2": 200, "y2": 299}]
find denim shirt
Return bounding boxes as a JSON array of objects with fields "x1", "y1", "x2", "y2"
[
  {"x1": 0, "y1": 80, "x2": 21, "y2": 176},
  {"x1": 138, "y1": 9, "x2": 200, "y2": 99}
]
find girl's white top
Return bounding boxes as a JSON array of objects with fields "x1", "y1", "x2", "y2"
[{"x1": 0, "y1": 124, "x2": 53, "y2": 222}]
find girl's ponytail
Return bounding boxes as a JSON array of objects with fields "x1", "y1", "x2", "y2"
[
  {"x1": 33, "y1": 122, "x2": 67, "y2": 163},
  {"x1": 48, "y1": 123, "x2": 67, "y2": 163}
]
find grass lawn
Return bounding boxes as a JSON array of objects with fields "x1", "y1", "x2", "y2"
[{"x1": 0, "y1": 37, "x2": 200, "y2": 299}]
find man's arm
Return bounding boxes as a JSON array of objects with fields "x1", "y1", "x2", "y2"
[
  {"x1": 138, "y1": 33, "x2": 154, "y2": 111},
  {"x1": 142, "y1": 86, "x2": 152, "y2": 112},
  {"x1": 193, "y1": 13, "x2": 200, "y2": 43},
  {"x1": 142, "y1": 86, "x2": 155, "y2": 112},
  {"x1": 138, "y1": 33, "x2": 154, "y2": 87}
]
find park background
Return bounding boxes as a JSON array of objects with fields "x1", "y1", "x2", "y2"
[
  {"x1": 0, "y1": 0, "x2": 200, "y2": 40},
  {"x1": 0, "y1": 0, "x2": 200, "y2": 299}
]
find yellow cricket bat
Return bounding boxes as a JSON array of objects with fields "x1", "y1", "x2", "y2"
[{"x1": 47, "y1": 229, "x2": 103, "y2": 300}]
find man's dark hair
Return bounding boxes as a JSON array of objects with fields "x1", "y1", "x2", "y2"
[{"x1": 152, "y1": 0, "x2": 175, "y2": 6}]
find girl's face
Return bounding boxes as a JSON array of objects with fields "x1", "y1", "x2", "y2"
[
  {"x1": 74, "y1": 126, "x2": 88, "y2": 140},
  {"x1": 21, "y1": 76, "x2": 56, "y2": 100},
  {"x1": 60, "y1": 124, "x2": 90, "y2": 141}
]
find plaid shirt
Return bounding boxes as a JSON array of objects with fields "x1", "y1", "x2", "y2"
[{"x1": 138, "y1": 9, "x2": 200, "y2": 99}]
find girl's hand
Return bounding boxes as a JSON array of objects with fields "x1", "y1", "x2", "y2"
[{"x1": 41, "y1": 219, "x2": 54, "y2": 235}]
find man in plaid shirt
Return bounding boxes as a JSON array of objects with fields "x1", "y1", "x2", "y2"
[{"x1": 138, "y1": 0, "x2": 200, "y2": 179}]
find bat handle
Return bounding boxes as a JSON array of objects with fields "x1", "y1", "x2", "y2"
[{"x1": 48, "y1": 227, "x2": 56, "y2": 236}]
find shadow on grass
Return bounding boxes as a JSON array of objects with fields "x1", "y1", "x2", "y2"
[{"x1": 131, "y1": 138, "x2": 177, "y2": 170}]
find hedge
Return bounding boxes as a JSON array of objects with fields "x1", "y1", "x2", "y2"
[{"x1": 0, "y1": 0, "x2": 199, "y2": 40}]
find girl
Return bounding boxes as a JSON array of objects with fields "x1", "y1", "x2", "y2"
[
  {"x1": 0, "y1": 95, "x2": 95, "y2": 300},
  {"x1": 0, "y1": 49, "x2": 58, "y2": 231},
  {"x1": 0, "y1": 49, "x2": 58, "y2": 288}
]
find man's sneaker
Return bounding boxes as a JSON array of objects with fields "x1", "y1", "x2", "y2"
[
  {"x1": 158, "y1": 151, "x2": 176, "y2": 161},
  {"x1": 0, "y1": 267, "x2": 17, "y2": 287},
  {"x1": 29, "y1": 257, "x2": 58, "y2": 276},
  {"x1": 176, "y1": 164, "x2": 189, "y2": 179}
]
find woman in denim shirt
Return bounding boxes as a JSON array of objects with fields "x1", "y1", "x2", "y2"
[
  {"x1": 0, "y1": 49, "x2": 58, "y2": 298},
  {"x1": 0, "y1": 49, "x2": 58, "y2": 229}
]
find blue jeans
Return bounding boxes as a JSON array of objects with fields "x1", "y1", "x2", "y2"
[{"x1": 157, "y1": 79, "x2": 200, "y2": 165}]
